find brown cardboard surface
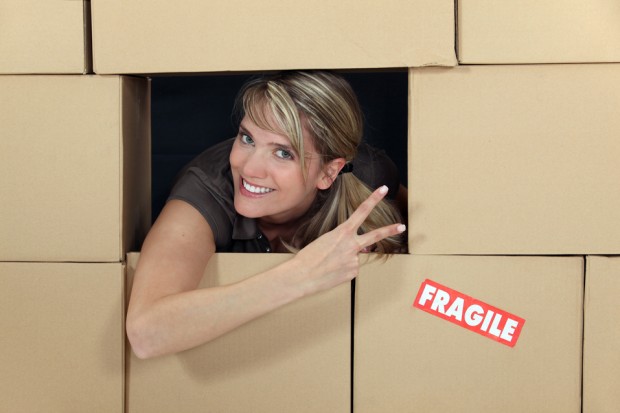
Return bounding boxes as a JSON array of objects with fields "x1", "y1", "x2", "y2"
[
  {"x1": 0, "y1": 262, "x2": 124, "y2": 412},
  {"x1": 0, "y1": 75, "x2": 150, "y2": 262},
  {"x1": 583, "y1": 256, "x2": 620, "y2": 413},
  {"x1": 458, "y1": 0, "x2": 620, "y2": 64},
  {"x1": 355, "y1": 255, "x2": 583, "y2": 413},
  {"x1": 0, "y1": 0, "x2": 90, "y2": 74},
  {"x1": 91, "y1": 0, "x2": 456, "y2": 74},
  {"x1": 409, "y1": 64, "x2": 620, "y2": 255},
  {"x1": 126, "y1": 252, "x2": 350, "y2": 413}
]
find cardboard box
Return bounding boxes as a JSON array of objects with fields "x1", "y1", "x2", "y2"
[
  {"x1": 409, "y1": 64, "x2": 620, "y2": 255},
  {"x1": 0, "y1": 0, "x2": 91, "y2": 74},
  {"x1": 583, "y1": 256, "x2": 620, "y2": 413},
  {"x1": 91, "y1": 0, "x2": 456, "y2": 74},
  {"x1": 457, "y1": 0, "x2": 620, "y2": 64},
  {"x1": 0, "y1": 262, "x2": 124, "y2": 412},
  {"x1": 125, "y1": 252, "x2": 351, "y2": 413},
  {"x1": 0, "y1": 75, "x2": 151, "y2": 262},
  {"x1": 354, "y1": 255, "x2": 583, "y2": 412}
]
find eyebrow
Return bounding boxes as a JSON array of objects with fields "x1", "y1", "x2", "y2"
[
  {"x1": 238, "y1": 123, "x2": 251, "y2": 135},
  {"x1": 238, "y1": 123, "x2": 297, "y2": 154}
]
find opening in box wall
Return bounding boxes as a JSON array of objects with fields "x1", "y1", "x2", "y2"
[{"x1": 150, "y1": 70, "x2": 409, "y2": 232}]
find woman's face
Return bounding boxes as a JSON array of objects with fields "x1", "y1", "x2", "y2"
[{"x1": 229, "y1": 114, "x2": 331, "y2": 225}]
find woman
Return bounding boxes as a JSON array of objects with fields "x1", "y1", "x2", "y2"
[{"x1": 127, "y1": 71, "x2": 407, "y2": 359}]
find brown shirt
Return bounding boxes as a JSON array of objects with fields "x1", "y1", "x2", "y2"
[{"x1": 168, "y1": 138, "x2": 400, "y2": 252}]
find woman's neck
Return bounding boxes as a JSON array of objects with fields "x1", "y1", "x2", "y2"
[
  {"x1": 257, "y1": 215, "x2": 305, "y2": 252},
  {"x1": 257, "y1": 193, "x2": 322, "y2": 252}
]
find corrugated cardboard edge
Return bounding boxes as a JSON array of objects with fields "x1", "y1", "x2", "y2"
[
  {"x1": 583, "y1": 255, "x2": 593, "y2": 413},
  {"x1": 125, "y1": 253, "x2": 139, "y2": 413},
  {"x1": 120, "y1": 77, "x2": 152, "y2": 260},
  {"x1": 120, "y1": 261, "x2": 127, "y2": 413}
]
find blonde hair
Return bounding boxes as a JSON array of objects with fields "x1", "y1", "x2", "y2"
[{"x1": 235, "y1": 71, "x2": 406, "y2": 253}]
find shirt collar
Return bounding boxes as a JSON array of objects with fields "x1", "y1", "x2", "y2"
[{"x1": 231, "y1": 214, "x2": 261, "y2": 240}]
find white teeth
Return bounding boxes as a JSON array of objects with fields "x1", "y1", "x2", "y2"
[{"x1": 243, "y1": 179, "x2": 274, "y2": 194}]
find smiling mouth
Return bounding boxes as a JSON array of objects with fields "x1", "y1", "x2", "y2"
[{"x1": 242, "y1": 179, "x2": 275, "y2": 194}]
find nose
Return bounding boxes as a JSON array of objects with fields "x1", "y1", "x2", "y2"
[{"x1": 241, "y1": 149, "x2": 268, "y2": 179}]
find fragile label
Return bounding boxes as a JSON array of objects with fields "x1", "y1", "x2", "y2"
[{"x1": 413, "y1": 279, "x2": 525, "y2": 347}]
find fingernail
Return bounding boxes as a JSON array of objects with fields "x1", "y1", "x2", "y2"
[
  {"x1": 379, "y1": 185, "x2": 388, "y2": 195},
  {"x1": 397, "y1": 224, "x2": 406, "y2": 233}
]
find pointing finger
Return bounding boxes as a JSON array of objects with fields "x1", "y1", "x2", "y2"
[
  {"x1": 357, "y1": 223, "x2": 406, "y2": 249},
  {"x1": 343, "y1": 185, "x2": 389, "y2": 231}
]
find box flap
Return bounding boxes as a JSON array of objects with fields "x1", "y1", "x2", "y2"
[
  {"x1": 409, "y1": 64, "x2": 620, "y2": 254},
  {"x1": 355, "y1": 254, "x2": 583, "y2": 412},
  {"x1": 92, "y1": 0, "x2": 456, "y2": 74},
  {"x1": 458, "y1": 0, "x2": 620, "y2": 63},
  {"x1": 125, "y1": 253, "x2": 351, "y2": 412},
  {"x1": 0, "y1": 0, "x2": 88, "y2": 74}
]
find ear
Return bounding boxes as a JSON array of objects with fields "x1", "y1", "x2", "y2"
[{"x1": 316, "y1": 158, "x2": 346, "y2": 190}]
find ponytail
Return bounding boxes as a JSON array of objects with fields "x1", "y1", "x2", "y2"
[{"x1": 288, "y1": 173, "x2": 406, "y2": 254}]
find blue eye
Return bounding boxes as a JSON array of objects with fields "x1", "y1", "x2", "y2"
[
  {"x1": 275, "y1": 149, "x2": 294, "y2": 160},
  {"x1": 239, "y1": 133, "x2": 254, "y2": 145}
]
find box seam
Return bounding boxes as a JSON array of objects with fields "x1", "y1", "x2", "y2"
[
  {"x1": 119, "y1": 76, "x2": 124, "y2": 262},
  {"x1": 581, "y1": 255, "x2": 587, "y2": 413},
  {"x1": 350, "y1": 279, "x2": 355, "y2": 413},
  {"x1": 83, "y1": 0, "x2": 93, "y2": 74}
]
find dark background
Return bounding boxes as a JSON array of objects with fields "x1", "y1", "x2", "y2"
[{"x1": 151, "y1": 70, "x2": 409, "y2": 223}]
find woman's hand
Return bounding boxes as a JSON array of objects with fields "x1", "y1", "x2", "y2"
[{"x1": 291, "y1": 185, "x2": 406, "y2": 296}]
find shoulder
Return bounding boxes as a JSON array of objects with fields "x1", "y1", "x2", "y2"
[
  {"x1": 167, "y1": 138, "x2": 237, "y2": 249},
  {"x1": 183, "y1": 138, "x2": 235, "y2": 172}
]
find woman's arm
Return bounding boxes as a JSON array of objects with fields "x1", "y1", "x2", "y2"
[
  {"x1": 126, "y1": 200, "x2": 304, "y2": 359},
  {"x1": 127, "y1": 187, "x2": 404, "y2": 359}
]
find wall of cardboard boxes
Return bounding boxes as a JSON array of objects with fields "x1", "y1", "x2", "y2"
[{"x1": 1, "y1": 0, "x2": 619, "y2": 412}]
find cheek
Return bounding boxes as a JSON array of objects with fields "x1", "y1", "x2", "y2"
[
  {"x1": 280, "y1": 173, "x2": 316, "y2": 198},
  {"x1": 278, "y1": 163, "x2": 307, "y2": 185},
  {"x1": 229, "y1": 145, "x2": 243, "y2": 171}
]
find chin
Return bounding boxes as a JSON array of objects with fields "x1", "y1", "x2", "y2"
[{"x1": 233, "y1": 199, "x2": 265, "y2": 219}]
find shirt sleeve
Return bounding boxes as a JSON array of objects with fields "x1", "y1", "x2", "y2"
[{"x1": 167, "y1": 139, "x2": 237, "y2": 250}]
